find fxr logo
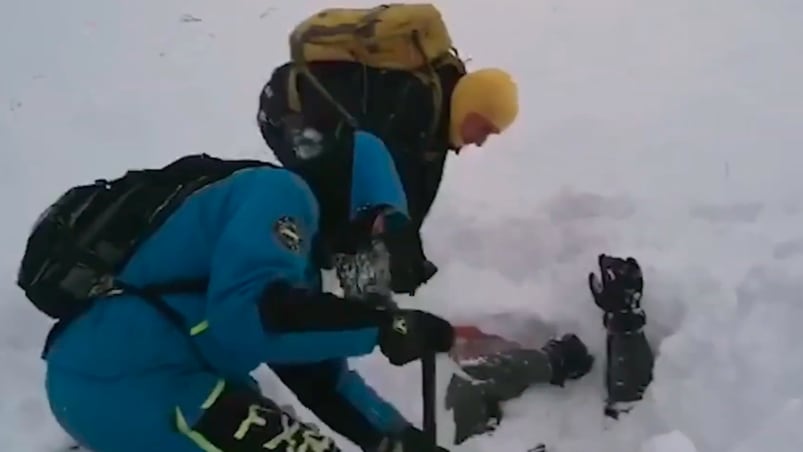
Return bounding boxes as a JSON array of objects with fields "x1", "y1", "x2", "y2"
[{"x1": 234, "y1": 404, "x2": 335, "y2": 451}]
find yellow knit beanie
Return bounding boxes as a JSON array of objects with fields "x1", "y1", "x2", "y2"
[{"x1": 449, "y1": 68, "x2": 519, "y2": 146}]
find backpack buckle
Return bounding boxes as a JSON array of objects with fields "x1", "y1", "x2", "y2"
[{"x1": 88, "y1": 274, "x2": 121, "y2": 298}]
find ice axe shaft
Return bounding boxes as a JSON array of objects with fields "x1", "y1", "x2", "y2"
[{"x1": 422, "y1": 352, "x2": 437, "y2": 445}]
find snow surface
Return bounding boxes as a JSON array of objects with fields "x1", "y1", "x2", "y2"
[{"x1": 2, "y1": 0, "x2": 803, "y2": 450}]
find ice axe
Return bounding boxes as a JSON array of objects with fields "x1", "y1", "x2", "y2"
[
  {"x1": 422, "y1": 352, "x2": 437, "y2": 446},
  {"x1": 331, "y1": 238, "x2": 439, "y2": 445}
]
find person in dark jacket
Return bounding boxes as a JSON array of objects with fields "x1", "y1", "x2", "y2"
[
  {"x1": 335, "y1": 241, "x2": 654, "y2": 446},
  {"x1": 445, "y1": 255, "x2": 654, "y2": 444},
  {"x1": 257, "y1": 60, "x2": 519, "y2": 296}
]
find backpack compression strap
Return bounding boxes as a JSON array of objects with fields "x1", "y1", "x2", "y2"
[{"x1": 40, "y1": 278, "x2": 209, "y2": 358}]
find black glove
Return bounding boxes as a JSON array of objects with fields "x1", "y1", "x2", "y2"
[
  {"x1": 373, "y1": 426, "x2": 449, "y2": 452},
  {"x1": 337, "y1": 207, "x2": 437, "y2": 296},
  {"x1": 378, "y1": 309, "x2": 454, "y2": 366},
  {"x1": 391, "y1": 257, "x2": 438, "y2": 296},
  {"x1": 382, "y1": 226, "x2": 438, "y2": 296},
  {"x1": 588, "y1": 254, "x2": 645, "y2": 333}
]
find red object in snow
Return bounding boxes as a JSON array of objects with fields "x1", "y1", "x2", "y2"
[
  {"x1": 454, "y1": 325, "x2": 488, "y2": 340},
  {"x1": 451, "y1": 325, "x2": 523, "y2": 363}
]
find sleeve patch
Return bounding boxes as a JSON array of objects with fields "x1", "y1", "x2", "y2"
[{"x1": 273, "y1": 216, "x2": 303, "y2": 253}]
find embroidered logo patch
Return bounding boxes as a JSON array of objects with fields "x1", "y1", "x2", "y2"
[{"x1": 274, "y1": 216, "x2": 302, "y2": 253}]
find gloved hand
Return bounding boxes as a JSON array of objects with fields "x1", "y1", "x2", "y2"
[
  {"x1": 373, "y1": 426, "x2": 450, "y2": 452},
  {"x1": 382, "y1": 226, "x2": 438, "y2": 296},
  {"x1": 391, "y1": 257, "x2": 438, "y2": 296},
  {"x1": 588, "y1": 254, "x2": 645, "y2": 333},
  {"x1": 378, "y1": 309, "x2": 454, "y2": 366}
]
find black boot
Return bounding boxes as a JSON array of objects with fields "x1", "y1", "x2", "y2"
[
  {"x1": 445, "y1": 335, "x2": 593, "y2": 445},
  {"x1": 445, "y1": 346, "x2": 550, "y2": 445},
  {"x1": 445, "y1": 375, "x2": 502, "y2": 445},
  {"x1": 542, "y1": 334, "x2": 594, "y2": 386}
]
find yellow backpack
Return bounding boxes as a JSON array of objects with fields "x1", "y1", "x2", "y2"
[{"x1": 287, "y1": 4, "x2": 466, "y2": 136}]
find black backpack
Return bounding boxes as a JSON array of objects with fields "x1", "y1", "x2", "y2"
[{"x1": 17, "y1": 154, "x2": 275, "y2": 334}]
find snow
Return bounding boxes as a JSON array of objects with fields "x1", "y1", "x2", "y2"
[
  {"x1": 641, "y1": 431, "x2": 697, "y2": 452},
  {"x1": 2, "y1": 0, "x2": 802, "y2": 451}
]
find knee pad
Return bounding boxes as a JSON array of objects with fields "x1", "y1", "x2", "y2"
[{"x1": 176, "y1": 383, "x2": 341, "y2": 451}]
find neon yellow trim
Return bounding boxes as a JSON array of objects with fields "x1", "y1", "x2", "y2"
[
  {"x1": 190, "y1": 320, "x2": 209, "y2": 336},
  {"x1": 202, "y1": 380, "x2": 226, "y2": 410},
  {"x1": 174, "y1": 380, "x2": 226, "y2": 451},
  {"x1": 175, "y1": 407, "x2": 223, "y2": 452},
  {"x1": 234, "y1": 404, "x2": 269, "y2": 439}
]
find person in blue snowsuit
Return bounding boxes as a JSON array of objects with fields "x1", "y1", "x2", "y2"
[{"x1": 44, "y1": 131, "x2": 454, "y2": 452}]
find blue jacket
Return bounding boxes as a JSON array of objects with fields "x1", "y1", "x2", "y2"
[{"x1": 46, "y1": 131, "x2": 410, "y2": 443}]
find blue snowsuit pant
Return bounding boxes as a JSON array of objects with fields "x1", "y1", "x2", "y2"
[{"x1": 45, "y1": 301, "x2": 341, "y2": 452}]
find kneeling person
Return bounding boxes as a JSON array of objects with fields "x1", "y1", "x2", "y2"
[{"x1": 20, "y1": 132, "x2": 454, "y2": 451}]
